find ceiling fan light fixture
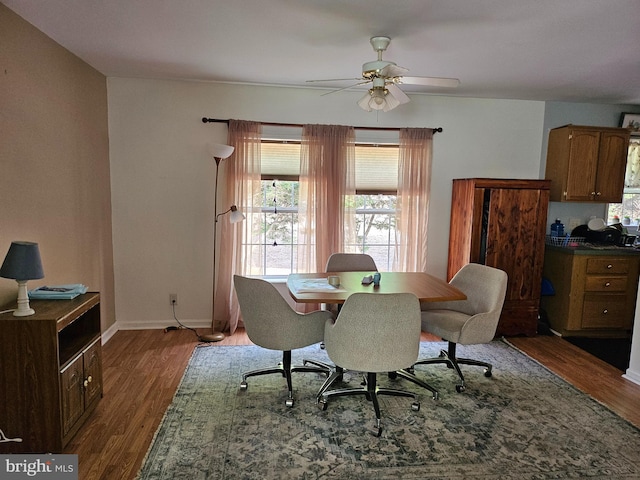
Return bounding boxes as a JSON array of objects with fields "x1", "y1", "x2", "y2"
[{"x1": 358, "y1": 87, "x2": 397, "y2": 112}]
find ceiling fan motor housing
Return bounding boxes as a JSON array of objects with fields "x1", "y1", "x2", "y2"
[{"x1": 362, "y1": 60, "x2": 395, "y2": 78}]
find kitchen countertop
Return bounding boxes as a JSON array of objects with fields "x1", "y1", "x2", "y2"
[{"x1": 545, "y1": 243, "x2": 640, "y2": 256}]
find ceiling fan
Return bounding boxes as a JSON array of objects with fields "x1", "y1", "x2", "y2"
[{"x1": 308, "y1": 36, "x2": 460, "y2": 112}]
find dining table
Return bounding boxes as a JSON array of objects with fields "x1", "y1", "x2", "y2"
[
  {"x1": 286, "y1": 270, "x2": 466, "y2": 402},
  {"x1": 287, "y1": 271, "x2": 466, "y2": 304}
]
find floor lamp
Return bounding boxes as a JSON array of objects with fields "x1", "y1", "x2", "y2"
[{"x1": 200, "y1": 143, "x2": 245, "y2": 342}]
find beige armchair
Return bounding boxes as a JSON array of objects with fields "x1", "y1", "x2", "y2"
[
  {"x1": 233, "y1": 275, "x2": 334, "y2": 407},
  {"x1": 319, "y1": 292, "x2": 423, "y2": 437},
  {"x1": 416, "y1": 263, "x2": 508, "y2": 392}
]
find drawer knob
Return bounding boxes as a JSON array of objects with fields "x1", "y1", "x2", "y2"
[
  {"x1": 607, "y1": 264, "x2": 613, "y2": 269},
  {"x1": 602, "y1": 309, "x2": 608, "y2": 315},
  {"x1": 83, "y1": 375, "x2": 93, "y2": 388},
  {"x1": 605, "y1": 282, "x2": 611, "y2": 287}
]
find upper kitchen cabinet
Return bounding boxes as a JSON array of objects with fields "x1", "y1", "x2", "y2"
[{"x1": 545, "y1": 125, "x2": 630, "y2": 202}]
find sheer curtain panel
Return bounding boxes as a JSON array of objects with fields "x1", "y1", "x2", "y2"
[
  {"x1": 395, "y1": 128, "x2": 433, "y2": 272},
  {"x1": 217, "y1": 120, "x2": 262, "y2": 334}
]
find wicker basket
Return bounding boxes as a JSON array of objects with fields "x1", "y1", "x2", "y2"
[{"x1": 545, "y1": 235, "x2": 585, "y2": 247}]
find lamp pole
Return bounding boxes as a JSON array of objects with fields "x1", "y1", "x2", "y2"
[
  {"x1": 199, "y1": 144, "x2": 237, "y2": 342},
  {"x1": 200, "y1": 154, "x2": 227, "y2": 342}
]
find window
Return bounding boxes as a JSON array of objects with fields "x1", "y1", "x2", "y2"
[
  {"x1": 607, "y1": 139, "x2": 640, "y2": 228},
  {"x1": 251, "y1": 137, "x2": 400, "y2": 276}
]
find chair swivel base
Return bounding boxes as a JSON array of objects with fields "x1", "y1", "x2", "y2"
[
  {"x1": 388, "y1": 368, "x2": 439, "y2": 400},
  {"x1": 240, "y1": 350, "x2": 331, "y2": 407},
  {"x1": 318, "y1": 372, "x2": 420, "y2": 437},
  {"x1": 414, "y1": 342, "x2": 493, "y2": 393}
]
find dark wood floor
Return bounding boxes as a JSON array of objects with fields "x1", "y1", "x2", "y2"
[{"x1": 63, "y1": 328, "x2": 640, "y2": 480}]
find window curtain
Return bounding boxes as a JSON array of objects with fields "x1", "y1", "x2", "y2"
[
  {"x1": 216, "y1": 120, "x2": 262, "y2": 334},
  {"x1": 297, "y1": 124, "x2": 356, "y2": 273},
  {"x1": 394, "y1": 128, "x2": 433, "y2": 272},
  {"x1": 625, "y1": 139, "x2": 640, "y2": 188}
]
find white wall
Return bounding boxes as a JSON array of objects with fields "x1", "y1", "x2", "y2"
[{"x1": 107, "y1": 77, "x2": 545, "y2": 329}]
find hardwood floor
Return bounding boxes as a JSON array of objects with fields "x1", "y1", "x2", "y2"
[{"x1": 64, "y1": 328, "x2": 640, "y2": 480}]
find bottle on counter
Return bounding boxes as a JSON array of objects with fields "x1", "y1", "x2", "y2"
[{"x1": 551, "y1": 218, "x2": 565, "y2": 237}]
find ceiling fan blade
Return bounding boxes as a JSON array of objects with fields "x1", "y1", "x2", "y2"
[
  {"x1": 399, "y1": 76, "x2": 460, "y2": 88},
  {"x1": 379, "y1": 64, "x2": 409, "y2": 78},
  {"x1": 321, "y1": 80, "x2": 372, "y2": 96},
  {"x1": 306, "y1": 78, "x2": 364, "y2": 83},
  {"x1": 387, "y1": 83, "x2": 410, "y2": 105}
]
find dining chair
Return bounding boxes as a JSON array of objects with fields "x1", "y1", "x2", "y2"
[
  {"x1": 416, "y1": 263, "x2": 508, "y2": 392},
  {"x1": 325, "y1": 252, "x2": 378, "y2": 273},
  {"x1": 233, "y1": 275, "x2": 334, "y2": 407},
  {"x1": 317, "y1": 252, "x2": 380, "y2": 392},
  {"x1": 323, "y1": 251, "x2": 378, "y2": 320},
  {"x1": 319, "y1": 292, "x2": 423, "y2": 437}
]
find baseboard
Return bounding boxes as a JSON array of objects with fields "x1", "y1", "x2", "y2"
[
  {"x1": 112, "y1": 319, "x2": 212, "y2": 331},
  {"x1": 623, "y1": 368, "x2": 640, "y2": 386}
]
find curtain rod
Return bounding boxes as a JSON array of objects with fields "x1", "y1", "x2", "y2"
[{"x1": 202, "y1": 117, "x2": 442, "y2": 134}]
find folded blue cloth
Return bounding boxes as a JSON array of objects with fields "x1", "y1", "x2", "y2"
[{"x1": 29, "y1": 284, "x2": 88, "y2": 300}]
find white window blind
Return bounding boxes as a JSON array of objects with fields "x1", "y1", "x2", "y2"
[{"x1": 261, "y1": 140, "x2": 399, "y2": 192}]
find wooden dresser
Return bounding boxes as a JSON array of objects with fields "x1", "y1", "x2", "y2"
[
  {"x1": 0, "y1": 293, "x2": 102, "y2": 453},
  {"x1": 448, "y1": 178, "x2": 550, "y2": 336}
]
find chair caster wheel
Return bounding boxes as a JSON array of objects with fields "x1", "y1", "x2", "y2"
[
  {"x1": 373, "y1": 426, "x2": 382, "y2": 437},
  {"x1": 484, "y1": 368, "x2": 492, "y2": 378},
  {"x1": 318, "y1": 399, "x2": 328, "y2": 411},
  {"x1": 285, "y1": 398, "x2": 294, "y2": 408},
  {"x1": 432, "y1": 391, "x2": 439, "y2": 401},
  {"x1": 411, "y1": 402, "x2": 420, "y2": 412},
  {"x1": 455, "y1": 384, "x2": 466, "y2": 393},
  {"x1": 388, "y1": 371, "x2": 398, "y2": 380},
  {"x1": 240, "y1": 381, "x2": 248, "y2": 391}
]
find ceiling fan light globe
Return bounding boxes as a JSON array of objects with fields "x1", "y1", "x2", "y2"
[
  {"x1": 357, "y1": 92, "x2": 374, "y2": 111},
  {"x1": 370, "y1": 88, "x2": 387, "y2": 109}
]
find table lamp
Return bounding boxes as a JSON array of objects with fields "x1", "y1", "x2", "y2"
[{"x1": 0, "y1": 241, "x2": 44, "y2": 316}]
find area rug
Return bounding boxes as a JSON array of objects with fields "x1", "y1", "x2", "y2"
[{"x1": 137, "y1": 340, "x2": 640, "y2": 479}]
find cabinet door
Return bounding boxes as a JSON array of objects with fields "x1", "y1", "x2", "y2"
[
  {"x1": 484, "y1": 187, "x2": 547, "y2": 303},
  {"x1": 83, "y1": 340, "x2": 102, "y2": 406},
  {"x1": 595, "y1": 131, "x2": 629, "y2": 202},
  {"x1": 60, "y1": 355, "x2": 84, "y2": 436},
  {"x1": 565, "y1": 129, "x2": 599, "y2": 201}
]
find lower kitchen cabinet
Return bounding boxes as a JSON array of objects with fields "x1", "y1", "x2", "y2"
[
  {"x1": 541, "y1": 248, "x2": 639, "y2": 337},
  {"x1": 0, "y1": 293, "x2": 102, "y2": 453}
]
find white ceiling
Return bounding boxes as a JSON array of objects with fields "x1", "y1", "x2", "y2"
[{"x1": 4, "y1": 0, "x2": 640, "y2": 105}]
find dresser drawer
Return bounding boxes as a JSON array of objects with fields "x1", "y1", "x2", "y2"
[
  {"x1": 586, "y1": 258, "x2": 630, "y2": 275},
  {"x1": 584, "y1": 275, "x2": 628, "y2": 292},
  {"x1": 581, "y1": 295, "x2": 628, "y2": 329}
]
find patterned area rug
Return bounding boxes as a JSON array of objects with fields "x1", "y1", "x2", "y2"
[{"x1": 137, "y1": 340, "x2": 640, "y2": 479}]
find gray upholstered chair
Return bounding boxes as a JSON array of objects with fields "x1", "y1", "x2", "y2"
[
  {"x1": 323, "y1": 252, "x2": 378, "y2": 329},
  {"x1": 233, "y1": 275, "x2": 334, "y2": 407},
  {"x1": 319, "y1": 292, "x2": 423, "y2": 437},
  {"x1": 325, "y1": 252, "x2": 378, "y2": 273},
  {"x1": 416, "y1": 263, "x2": 508, "y2": 392}
]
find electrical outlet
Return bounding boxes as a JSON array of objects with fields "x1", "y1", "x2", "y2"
[{"x1": 169, "y1": 293, "x2": 178, "y2": 305}]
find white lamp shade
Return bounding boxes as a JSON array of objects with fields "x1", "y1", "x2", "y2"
[
  {"x1": 229, "y1": 206, "x2": 245, "y2": 224},
  {"x1": 211, "y1": 143, "x2": 234, "y2": 159}
]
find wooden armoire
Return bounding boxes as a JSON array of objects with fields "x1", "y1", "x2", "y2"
[{"x1": 447, "y1": 178, "x2": 550, "y2": 336}]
